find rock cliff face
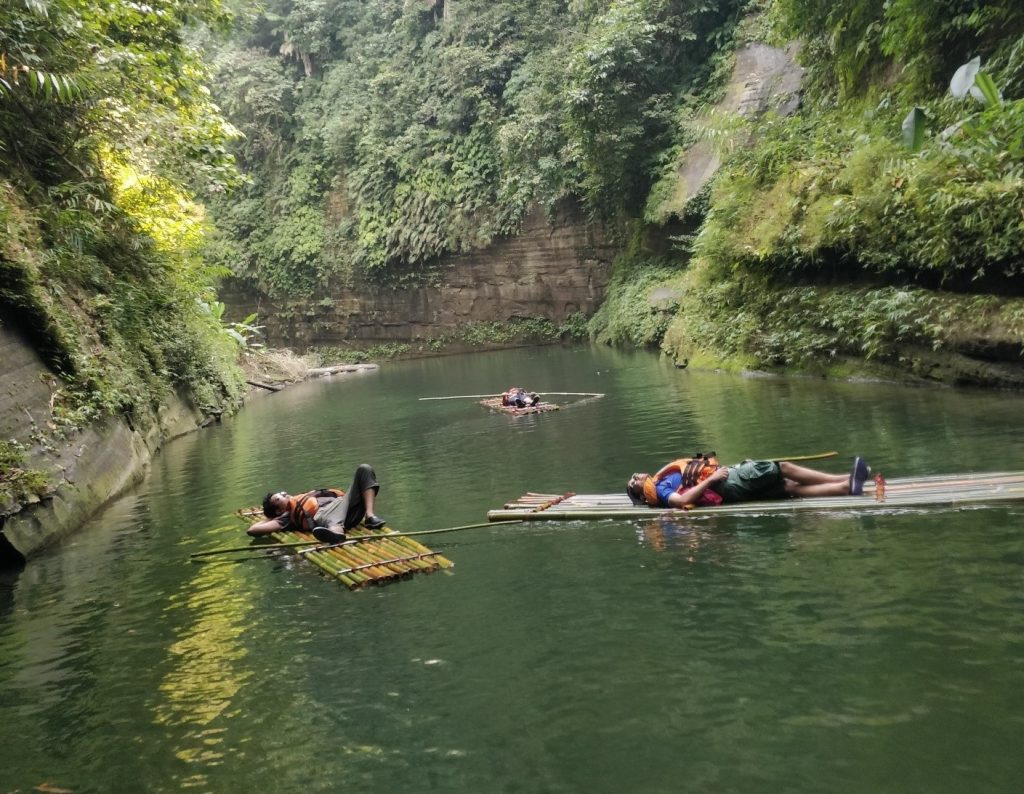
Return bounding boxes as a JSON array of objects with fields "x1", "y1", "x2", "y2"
[
  {"x1": 0, "y1": 322, "x2": 206, "y2": 561},
  {"x1": 223, "y1": 202, "x2": 616, "y2": 349},
  {"x1": 654, "y1": 42, "x2": 804, "y2": 220}
]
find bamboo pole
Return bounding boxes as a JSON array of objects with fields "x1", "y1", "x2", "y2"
[
  {"x1": 310, "y1": 545, "x2": 373, "y2": 585},
  {"x1": 297, "y1": 539, "x2": 357, "y2": 555},
  {"x1": 762, "y1": 450, "x2": 839, "y2": 462},
  {"x1": 315, "y1": 552, "x2": 366, "y2": 588},
  {"x1": 526, "y1": 392, "x2": 604, "y2": 397},
  {"x1": 336, "y1": 551, "x2": 445, "y2": 575},
  {"x1": 419, "y1": 393, "x2": 503, "y2": 400},
  {"x1": 368, "y1": 535, "x2": 442, "y2": 572},
  {"x1": 190, "y1": 539, "x2": 317, "y2": 558},
  {"x1": 347, "y1": 519, "x2": 520, "y2": 540},
  {"x1": 191, "y1": 519, "x2": 518, "y2": 560}
]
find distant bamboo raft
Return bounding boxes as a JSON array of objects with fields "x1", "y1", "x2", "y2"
[
  {"x1": 487, "y1": 471, "x2": 1024, "y2": 522},
  {"x1": 237, "y1": 508, "x2": 454, "y2": 588},
  {"x1": 479, "y1": 397, "x2": 560, "y2": 415}
]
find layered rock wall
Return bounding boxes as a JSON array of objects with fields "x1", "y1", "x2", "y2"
[{"x1": 222, "y1": 202, "x2": 616, "y2": 349}]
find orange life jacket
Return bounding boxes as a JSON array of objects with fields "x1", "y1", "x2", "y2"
[
  {"x1": 643, "y1": 453, "x2": 721, "y2": 505},
  {"x1": 288, "y1": 488, "x2": 345, "y2": 531}
]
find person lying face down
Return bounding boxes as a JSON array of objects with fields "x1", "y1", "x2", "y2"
[
  {"x1": 627, "y1": 455, "x2": 871, "y2": 508},
  {"x1": 247, "y1": 463, "x2": 386, "y2": 543}
]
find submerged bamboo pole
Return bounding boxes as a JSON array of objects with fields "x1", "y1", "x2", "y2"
[{"x1": 336, "y1": 551, "x2": 445, "y2": 576}]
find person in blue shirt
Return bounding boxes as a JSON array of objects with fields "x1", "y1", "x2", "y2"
[{"x1": 628, "y1": 456, "x2": 870, "y2": 508}]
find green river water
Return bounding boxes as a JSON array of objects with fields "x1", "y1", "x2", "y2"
[{"x1": 2, "y1": 345, "x2": 1023, "y2": 793}]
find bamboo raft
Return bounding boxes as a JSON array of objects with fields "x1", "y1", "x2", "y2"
[
  {"x1": 479, "y1": 397, "x2": 560, "y2": 415},
  {"x1": 237, "y1": 508, "x2": 454, "y2": 588},
  {"x1": 487, "y1": 471, "x2": 1024, "y2": 521}
]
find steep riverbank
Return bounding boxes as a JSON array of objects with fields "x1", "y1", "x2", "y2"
[
  {"x1": 0, "y1": 329, "x2": 377, "y2": 563},
  {"x1": 0, "y1": 323, "x2": 208, "y2": 563}
]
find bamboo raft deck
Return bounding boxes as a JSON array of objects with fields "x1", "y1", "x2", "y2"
[
  {"x1": 479, "y1": 397, "x2": 560, "y2": 415},
  {"x1": 487, "y1": 471, "x2": 1024, "y2": 522},
  {"x1": 237, "y1": 509, "x2": 454, "y2": 588}
]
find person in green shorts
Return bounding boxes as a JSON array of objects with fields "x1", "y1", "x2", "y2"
[{"x1": 629, "y1": 457, "x2": 870, "y2": 509}]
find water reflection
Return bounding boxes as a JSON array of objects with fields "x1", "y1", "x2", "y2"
[{"x1": 154, "y1": 560, "x2": 254, "y2": 771}]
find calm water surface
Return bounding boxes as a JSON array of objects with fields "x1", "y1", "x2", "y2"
[{"x1": 2, "y1": 346, "x2": 1023, "y2": 792}]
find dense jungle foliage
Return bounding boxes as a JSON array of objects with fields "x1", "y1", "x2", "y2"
[
  {"x1": 202, "y1": 0, "x2": 749, "y2": 292},
  {"x1": 0, "y1": 0, "x2": 247, "y2": 440},
  {"x1": 657, "y1": 0, "x2": 1024, "y2": 373},
  {"x1": 203, "y1": 0, "x2": 1023, "y2": 378}
]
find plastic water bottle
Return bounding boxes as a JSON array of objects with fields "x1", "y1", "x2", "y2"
[{"x1": 874, "y1": 473, "x2": 886, "y2": 502}]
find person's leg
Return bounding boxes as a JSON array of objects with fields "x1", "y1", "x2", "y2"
[
  {"x1": 310, "y1": 465, "x2": 383, "y2": 543},
  {"x1": 782, "y1": 457, "x2": 871, "y2": 496},
  {"x1": 312, "y1": 490, "x2": 353, "y2": 542},
  {"x1": 716, "y1": 461, "x2": 787, "y2": 502},
  {"x1": 343, "y1": 463, "x2": 381, "y2": 529},
  {"x1": 779, "y1": 461, "x2": 847, "y2": 485},
  {"x1": 784, "y1": 480, "x2": 851, "y2": 497}
]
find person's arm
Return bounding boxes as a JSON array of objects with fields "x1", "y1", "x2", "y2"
[
  {"x1": 247, "y1": 514, "x2": 288, "y2": 536},
  {"x1": 666, "y1": 467, "x2": 729, "y2": 508}
]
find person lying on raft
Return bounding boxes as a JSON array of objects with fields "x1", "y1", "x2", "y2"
[
  {"x1": 247, "y1": 463, "x2": 386, "y2": 543},
  {"x1": 502, "y1": 386, "x2": 540, "y2": 408},
  {"x1": 626, "y1": 454, "x2": 871, "y2": 509}
]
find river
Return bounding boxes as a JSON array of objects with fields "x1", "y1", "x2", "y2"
[{"x1": 2, "y1": 345, "x2": 1023, "y2": 792}]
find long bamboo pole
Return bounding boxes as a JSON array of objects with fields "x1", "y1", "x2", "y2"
[
  {"x1": 190, "y1": 539, "x2": 320, "y2": 558},
  {"x1": 190, "y1": 520, "x2": 521, "y2": 559},
  {"x1": 419, "y1": 393, "x2": 503, "y2": 400},
  {"x1": 336, "y1": 551, "x2": 444, "y2": 575},
  {"x1": 761, "y1": 450, "x2": 839, "y2": 462},
  {"x1": 347, "y1": 519, "x2": 521, "y2": 540}
]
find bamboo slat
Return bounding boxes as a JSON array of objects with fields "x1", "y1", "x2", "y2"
[{"x1": 487, "y1": 471, "x2": 1024, "y2": 522}]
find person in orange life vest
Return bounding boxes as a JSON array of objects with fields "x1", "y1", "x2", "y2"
[
  {"x1": 247, "y1": 463, "x2": 385, "y2": 542},
  {"x1": 502, "y1": 386, "x2": 539, "y2": 408},
  {"x1": 627, "y1": 455, "x2": 870, "y2": 508}
]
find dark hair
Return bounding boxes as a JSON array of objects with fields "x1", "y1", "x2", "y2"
[
  {"x1": 262, "y1": 492, "x2": 277, "y2": 518},
  {"x1": 626, "y1": 478, "x2": 645, "y2": 506}
]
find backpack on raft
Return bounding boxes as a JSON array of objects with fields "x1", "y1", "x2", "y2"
[{"x1": 640, "y1": 452, "x2": 722, "y2": 507}]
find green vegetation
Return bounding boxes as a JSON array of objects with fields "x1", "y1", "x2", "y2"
[
  {"x1": 0, "y1": 440, "x2": 49, "y2": 514},
  {"x1": 199, "y1": 0, "x2": 1023, "y2": 382},
  {"x1": 664, "y1": 7, "x2": 1024, "y2": 375},
  {"x1": 203, "y1": 0, "x2": 747, "y2": 294},
  {"x1": 0, "y1": 0, "x2": 247, "y2": 441},
  {"x1": 664, "y1": 278, "x2": 1024, "y2": 375}
]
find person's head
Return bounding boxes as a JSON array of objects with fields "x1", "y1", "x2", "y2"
[
  {"x1": 626, "y1": 473, "x2": 650, "y2": 505},
  {"x1": 262, "y1": 491, "x2": 290, "y2": 518}
]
